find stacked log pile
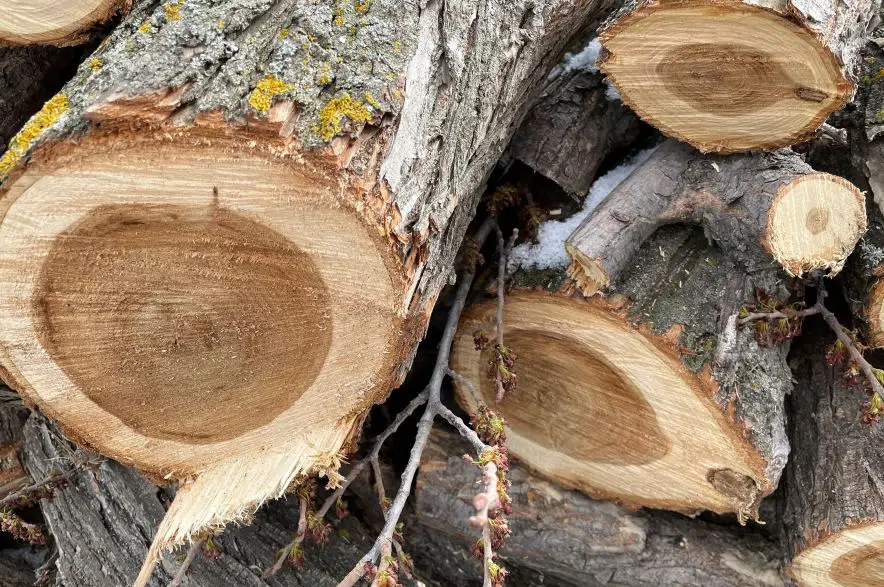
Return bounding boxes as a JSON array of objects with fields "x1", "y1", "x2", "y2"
[{"x1": 0, "y1": 2, "x2": 884, "y2": 587}]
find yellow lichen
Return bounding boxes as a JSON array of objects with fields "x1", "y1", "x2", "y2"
[
  {"x1": 164, "y1": 0, "x2": 182, "y2": 21},
  {"x1": 364, "y1": 92, "x2": 380, "y2": 109},
  {"x1": 0, "y1": 94, "x2": 69, "y2": 179},
  {"x1": 354, "y1": 0, "x2": 371, "y2": 13},
  {"x1": 138, "y1": 20, "x2": 152, "y2": 33},
  {"x1": 315, "y1": 93, "x2": 372, "y2": 141},
  {"x1": 88, "y1": 57, "x2": 102, "y2": 72},
  {"x1": 247, "y1": 75, "x2": 294, "y2": 113},
  {"x1": 316, "y1": 63, "x2": 333, "y2": 86},
  {"x1": 279, "y1": 28, "x2": 289, "y2": 39},
  {"x1": 333, "y1": 6, "x2": 346, "y2": 26},
  {"x1": 392, "y1": 40, "x2": 401, "y2": 53},
  {"x1": 217, "y1": 19, "x2": 225, "y2": 30}
]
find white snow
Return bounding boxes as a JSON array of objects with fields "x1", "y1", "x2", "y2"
[
  {"x1": 550, "y1": 38, "x2": 621, "y2": 101},
  {"x1": 561, "y1": 38, "x2": 603, "y2": 75},
  {"x1": 508, "y1": 146, "x2": 659, "y2": 271}
]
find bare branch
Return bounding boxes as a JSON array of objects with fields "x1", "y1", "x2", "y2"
[
  {"x1": 335, "y1": 218, "x2": 498, "y2": 587},
  {"x1": 263, "y1": 498, "x2": 309, "y2": 578},
  {"x1": 169, "y1": 540, "x2": 203, "y2": 587},
  {"x1": 437, "y1": 402, "x2": 489, "y2": 455}
]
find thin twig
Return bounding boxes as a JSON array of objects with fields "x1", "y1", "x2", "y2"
[
  {"x1": 447, "y1": 367, "x2": 479, "y2": 403},
  {"x1": 467, "y1": 462, "x2": 499, "y2": 587},
  {"x1": 334, "y1": 218, "x2": 498, "y2": 587},
  {"x1": 737, "y1": 306, "x2": 820, "y2": 326},
  {"x1": 266, "y1": 389, "x2": 430, "y2": 578},
  {"x1": 169, "y1": 540, "x2": 203, "y2": 587},
  {"x1": 263, "y1": 498, "x2": 309, "y2": 578},
  {"x1": 0, "y1": 458, "x2": 102, "y2": 510},
  {"x1": 816, "y1": 282, "x2": 884, "y2": 400},
  {"x1": 370, "y1": 455, "x2": 386, "y2": 508},
  {"x1": 437, "y1": 402, "x2": 488, "y2": 455}
]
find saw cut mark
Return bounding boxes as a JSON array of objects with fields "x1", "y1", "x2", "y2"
[
  {"x1": 766, "y1": 173, "x2": 866, "y2": 276},
  {"x1": 791, "y1": 525, "x2": 884, "y2": 587},
  {"x1": 601, "y1": 2, "x2": 850, "y2": 152},
  {"x1": 452, "y1": 292, "x2": 763, "y2": 513},
  {"x1": 656, "y1": 43, "x2": 802, "y2": 117},
  {"x1": 485, "y1": 330, "x2": 668, "y2": 465},
  {"x1": 0, "y1": 137, "x2": 398, "y2": 476},
  {"x1": 0, "y1": 0, "x2": 118, "y2": 45},
  {"x1": 33, "y1": 204, "x2": 332, "y2": 444},
  {"x1": 830, "y1": 540, "x2": 884, "y2": 587}
]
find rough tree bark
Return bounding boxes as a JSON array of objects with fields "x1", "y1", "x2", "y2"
[
  {"x1": 780, "y1": 323, "x2": 884, "y2": 587},
  {"x1": 0, "y1": 0, "x2": 625, "y2": 580},
  {"x1": 417, "y1": 427, "x2": 787, "y2": 587},
  {"x1": 599, "y1": 0, "x2": 881, "y2": 152},
  {"x1": 18, "y1": 414, "x2": 436, "y2": 587},
  {"x1": 0, "y1": 0, "x2": 124, "y2": 46},
  {"x1": 506, "y1": 40, "x2": 641, "y2": 194}
]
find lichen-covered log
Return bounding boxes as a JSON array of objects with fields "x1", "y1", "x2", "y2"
[
  {"x1": 780, "y1": 324, "x2": 884, "y2": 587},
  {"x1": 0, "y1": 0, "x2": 622, "y2": 581},
  {"x1": 454, "y1": 222, "x2": 795, "y2": 518},
  {"x1": 566, "y1": 139, "x2": 866, "y2": 288},
  {"x1": 19, "y1": 414, "x2": 434, "y2": 587},
  {"x1": 0, "y1": 0, "x2": 124, "y2": 46},
  {"x1": 0, "y1": 45, "x2": 89, "y2": 155},
  {"x1": 599, "y1": 0, "x2": 880, "y2": 152},
  {"x1": 417, "y1": 427, "x2": 786, "y2": 587},
  {"x1": 506, "y1": 39, "x2": 641, "y2": 194}
]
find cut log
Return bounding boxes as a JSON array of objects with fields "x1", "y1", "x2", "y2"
[
  {"x1": 417, "y1": 427, "x2": 787, "y2": 587},
  {"x1": 453, "y1": 224, "x2": 792, "y2": 517},
  {"x1": 506, "y1": 39, "x2": 641, "y2": 194},
  {"x1": 0, "y1": 0, "x2": 620, "y2": 581},
  {"x1": 599, "y1": 0, "x2": 880, "y2": 152},
  {"x1": 780, "y1": 324, "x2": 884, "y2": 587},
  {"x1": 566, "y1": 140, "x2": 866, "y2": 289},
  {"x1": 0, "y1": 0, "x2": 123, "y2": 46}
]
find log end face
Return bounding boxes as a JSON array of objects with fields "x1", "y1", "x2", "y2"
[
  {"x1": 452, "y1": 292, "x2": 768, "y2": 514},
  {"x1": 790, "y1": 525, "x2": 884, "y2": 587},
  {"x1": 0, "y1": 0, "x2": 121, "y2": 46},
  {"x1": 0, "y1": 134, "x2": 407, "y2": 477},
  {"x1": 765, "y1": 173, "x2": 866, "y2": 277},
  {"x1": 600, "y1": 1, "x2": 852, "y2": 152}
]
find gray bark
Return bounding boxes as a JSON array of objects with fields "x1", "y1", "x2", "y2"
[
  {"x1": 417, "y1": 427, "x2": 787, "y2": 587},
  {"x1": 506, "y1": 51, "x2": 641, "y2": 194},
  {"x1": 779, "y1": 322, "x2": 884, "y2": 568},
  {"x1": 17, "y1": 413, "x2": 441, "y2": 587}
]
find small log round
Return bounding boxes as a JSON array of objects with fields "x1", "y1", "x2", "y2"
[
  {"x1": 599, "y1": 0, "x2": 878, "y2": 152},
  {"x1": 0, "y1": 0, "x2": 122, "y2": 46},
  {"x1": 782, "y1": 326, "x2": 884, "y2": 587},
  {"x1": 566, "y1": 140, "x2": 866, "y2": 293}
]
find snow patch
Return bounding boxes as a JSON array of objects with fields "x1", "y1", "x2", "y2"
[
  {"x1": 550, "y1": 38, "x2": 620, "y2": 101},
  {"x1": 508, "y1": 146, "x2": 659, "y2": 271}
]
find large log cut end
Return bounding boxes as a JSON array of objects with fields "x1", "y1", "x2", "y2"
[
  {"x1": 451, "y1": 290, "x2": 771, "y2": 516},
  {"x1": 0, "y1": 0, "x2": 123, "y2": 46},
  {"x1": 599, "y1": 0, "x2": 878, "y2": 152},
  {"x1": 565, "y1": 140, "x2": 866, "y2": 296},
  {"x1": 782, "y1": 329, "x2": 884, "y2": 587}
]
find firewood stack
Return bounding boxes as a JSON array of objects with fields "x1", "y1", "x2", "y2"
[{"x1": 0, "y1": 1, "x2": 883, "y2": 587}]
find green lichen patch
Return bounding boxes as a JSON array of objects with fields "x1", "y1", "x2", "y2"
[{"x1": 0, "y1": 94, "x2": 69, "y2": 179}]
